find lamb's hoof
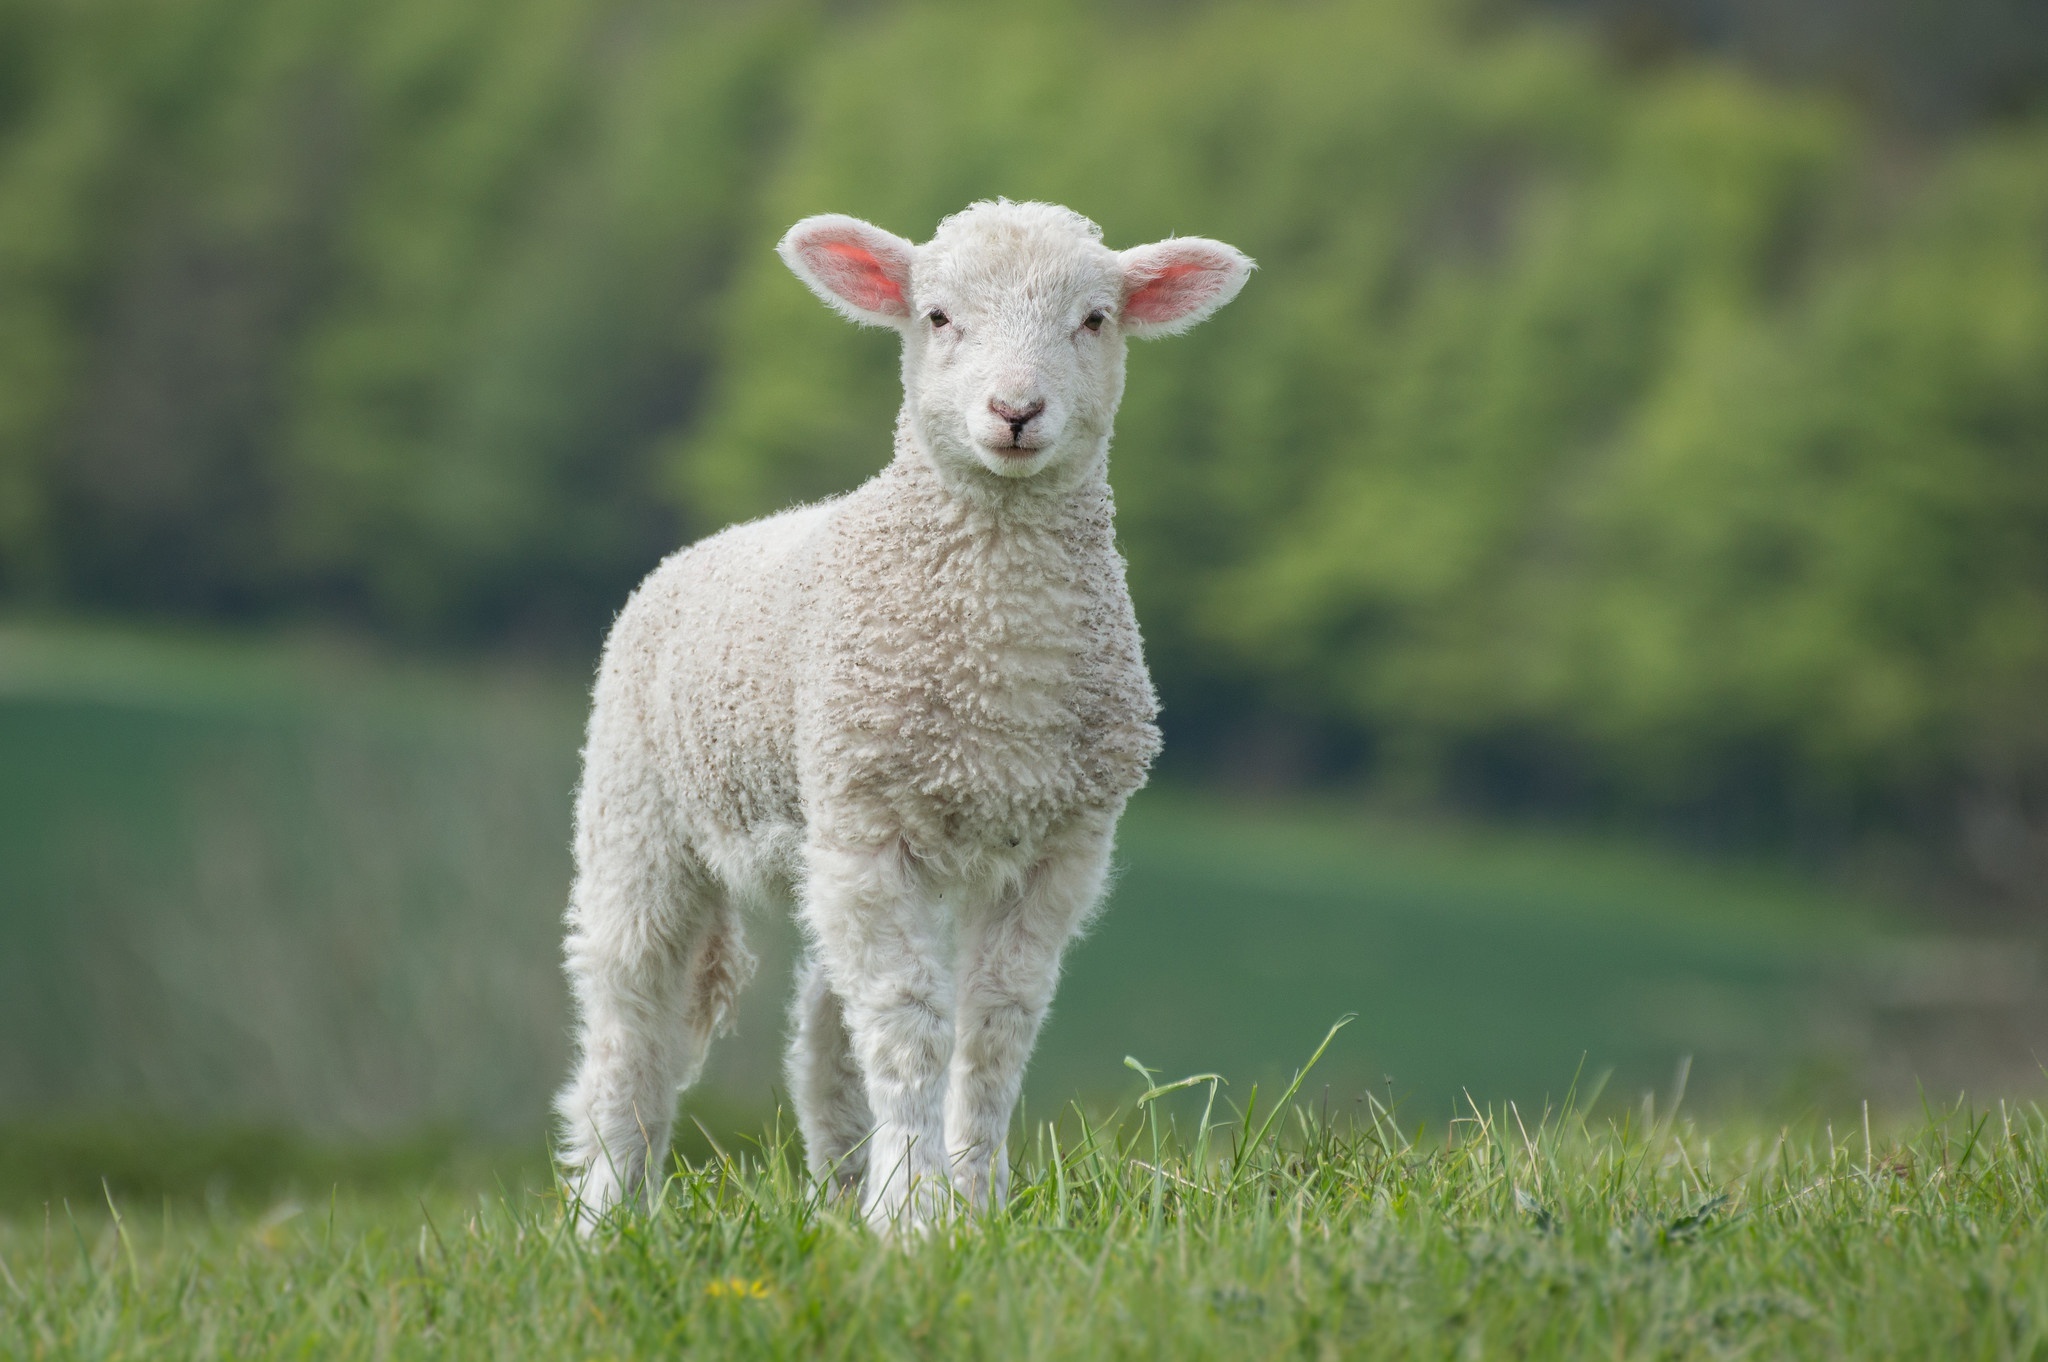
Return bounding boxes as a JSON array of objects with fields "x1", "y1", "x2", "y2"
[
  {"x1": 561, "y1": 1163, "x2": 648, "y2": 1238},
  {"x1": 863, "y1": 1185, "x2": 953, "y2": 1239}
]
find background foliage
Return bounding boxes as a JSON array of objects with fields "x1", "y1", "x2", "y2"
[{"x1": 3, "y1": 0, "x2": 2046, "y2": 889}]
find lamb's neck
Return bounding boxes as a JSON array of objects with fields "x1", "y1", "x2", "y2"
[
  {"x1": 867, "y1": 425, "x2": 1121, "y2": 657},
  {"x1": 888, "y1": 411, "x2": 1114, "y2": 537}
]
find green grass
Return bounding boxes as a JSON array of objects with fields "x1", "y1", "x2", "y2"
[
  {"x1": 6, "y1": 623, "x2": 2046, "y2": 1355},
  {"x1": 8, "y1": 1037, "x2": 2048, "y2": 1360}
]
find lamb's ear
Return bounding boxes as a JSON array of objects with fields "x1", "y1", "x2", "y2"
[
  {"x1": 1118, "y1": 237, "x2": 1254, "y2": 338},
  {"x1": 778, "y1": 214, "x2": 916, "y2": 326}
]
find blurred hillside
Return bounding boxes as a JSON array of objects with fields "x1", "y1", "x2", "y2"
[
  {"x1": 22, "y1": 623, "x2": 2043, "y2": 1143},
  {"x1": 2, "y1": 0, "x2": 2045, "y2": 904}
]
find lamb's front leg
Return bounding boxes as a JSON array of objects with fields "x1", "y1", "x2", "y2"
[
  {"x1": 946, "y1": 817, "x2": 1116, "y2": 1214},
  {"x1": 802, "y1": 841, "x2": 954, "y2": 1231}
]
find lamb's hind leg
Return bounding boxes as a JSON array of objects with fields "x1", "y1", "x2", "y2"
[
  {"x1": 786, "y1": 950, "x2": 874, "y2": 1198},
  {"x1": 946, "y1": 813, "x2": 1117, "y2": 1213},
  {"x1": 556, "y1": 794, "x2": 754, "y2": 1230}
]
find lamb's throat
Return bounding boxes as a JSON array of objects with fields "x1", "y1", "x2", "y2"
[{"x1": 892, "y1": 408, "x2": 1111, "y2": 521}]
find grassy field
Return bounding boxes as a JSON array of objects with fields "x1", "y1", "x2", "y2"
[
  {"x1": 1044, "y1": 794, "x2": 1890, "y2": 1119},
  {"x1": 4, "y1": 621, "x2": 2046, "y2": 1203},
  {"x1": 8, "y1": 1058, "x2": 2048, "y2": 1359},
  {"x1": 0, "y1": 623, "x2": 585, "y2": 1137},
  {"x1": 4, "y1": 618, "x2": 2032, "y2": 1147},
  {"x1": 6, "y1": 623, "x2": 2048, "y2": 1355}
]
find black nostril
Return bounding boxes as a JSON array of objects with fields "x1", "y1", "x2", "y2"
[{"x1": 991, "y1": 399, "x2": 1046, "y2": 439}]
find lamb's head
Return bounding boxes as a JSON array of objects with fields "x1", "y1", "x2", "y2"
[{"x1": 779, "y1": 200, "x2": 1252, "y2": 483}]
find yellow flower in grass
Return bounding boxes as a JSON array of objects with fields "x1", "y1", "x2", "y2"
[{"x1": 706, "y1": 1277, "x2": 772, "y2": 1300}]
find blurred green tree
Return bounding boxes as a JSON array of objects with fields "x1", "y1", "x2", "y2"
[
  {"x1": 3, "y1": 0, "x2": 2046, "y2": 893},
  {"x1": 0, "y1": 0, "x2": 811, "y2": 638}
]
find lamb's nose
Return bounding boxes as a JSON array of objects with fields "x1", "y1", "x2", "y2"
[{"x1": 990, "y1": 399, "x2": 1045, "y2": 440}]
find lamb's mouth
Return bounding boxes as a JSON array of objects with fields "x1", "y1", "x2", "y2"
[{"x1": 982, "y1": 440, "x2": 1048, "y2": 460}]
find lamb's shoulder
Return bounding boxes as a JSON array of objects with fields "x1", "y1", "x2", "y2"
[
  {"x1": 595, "y1": 499, "x2": 837, "y2": 840},
  {"x1": 610, "y1": 500, "x2": 834, "y2": 686},
  {"x1": 798, "y1": 467, "x2": 1159, "y2": 856}
]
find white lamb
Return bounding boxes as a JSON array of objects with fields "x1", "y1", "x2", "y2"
[{"x1": 556, "y1": 199, "x2": 1252, "y2": 1231}]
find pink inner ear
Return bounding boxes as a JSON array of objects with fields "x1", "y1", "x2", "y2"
[
  {"x1": 804, "y1": 239, "x2": 908, "y2": 315},
  {"x1": 1125, "y1": 260, "x2": 1227, "y2": 324}
]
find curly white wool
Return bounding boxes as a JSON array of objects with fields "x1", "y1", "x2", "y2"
[{"x1": 556, "y1": 200, "x2": 1252, "y2": 1231}]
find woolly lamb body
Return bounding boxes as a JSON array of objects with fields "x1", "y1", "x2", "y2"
[{"x1": 558, "y1": 201, "x2": 1250, "y2": 1230}]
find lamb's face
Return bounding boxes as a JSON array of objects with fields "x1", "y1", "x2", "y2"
[
  {"x1": 904, "y1": 205, "x2": 1126, "y2": 480},
  {"x1": 780, "y1": 201, "x2": 1253, "y2": 484}
]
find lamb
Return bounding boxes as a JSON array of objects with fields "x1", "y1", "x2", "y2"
[{"x1": 555, "y1": 199, "x2": 1252, "y2": 1231}]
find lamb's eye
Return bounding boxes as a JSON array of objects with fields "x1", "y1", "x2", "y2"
[
  {"x1": 927, "y1": 308, "x2": 950, "y2": 328},
  {"x1": 1083, "y1": 310, "x2": 1107, "y2": 332}
]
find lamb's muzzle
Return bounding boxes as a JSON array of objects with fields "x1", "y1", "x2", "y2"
[
  {"x1": 991, "y1": 398, "x2": 1046, "y2": 447},
  {"x1": 555, "y1": 198, "x2": 1252, "y2": 1235}
]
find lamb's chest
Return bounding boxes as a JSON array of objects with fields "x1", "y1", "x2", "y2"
[{"x1": 806, "y1": 492, "x2": 1158, "y2": 846}]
